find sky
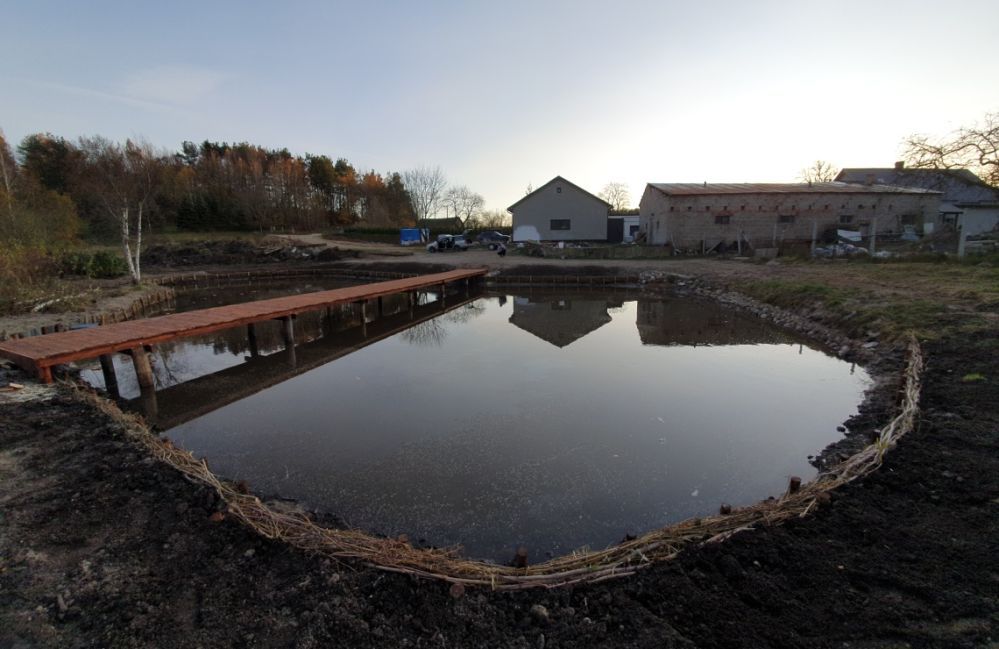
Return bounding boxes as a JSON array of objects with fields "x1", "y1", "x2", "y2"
[{"x1": 4, "y1": 0, "x2": 998, "y2": 211}]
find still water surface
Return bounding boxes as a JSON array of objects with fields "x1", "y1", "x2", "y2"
[{"x1": 82, "y1": 286, "x2": 870, "y2": 561}]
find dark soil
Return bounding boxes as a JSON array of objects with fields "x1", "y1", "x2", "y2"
[
  {"x1": 1, "y1": 330, "x2": 997, "y2": 647},
  {"x1": 142, "y1": 240, "x2": 358, "y2": 268}
]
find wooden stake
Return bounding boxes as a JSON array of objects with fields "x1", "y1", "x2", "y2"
[
  {"x1": 719, "y1": 504, "x2": 732, "y2": 515},
  {"x1": 787, "y1": 476, "x2": 802, "y2": 495},
  {"x1": 512, "y1": 546, "x2": 528, "y2": 568}
]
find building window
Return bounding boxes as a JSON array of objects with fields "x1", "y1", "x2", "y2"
[
  {"x1": 687, "y1": 206, "x2": 692, "y2": 211},
  {"x1": 556, "y1": 186, "x2": 562, "y2": 194},
  {"x1": 825, "y1": 204, "x2": 830, "y2": 210},
  {"x1": 839, "y1": 215, "x2": 854, "y2": 224},
  {"x1": 723, "y1": 205, "x2": 728, "y2": 211},
  {"x1": 779, "y1": 214, "x2": 795, "y2": 224},
  {"x1": 888, "y1": 204, "x2": 893, "y2": 210},
  {"x1": 741, "y1": 205, "x2": 746, "y2": 211},
  {"x1": 715, "y1": 215, "x2": 731, "y2": 225},
  {"x1": 758, "y1": 205, "x2": 764, "y2": 211},
  {"x1": 550, "y1": 219, "x2": 570, "y2": 230},
  {"x1": 669, "y1": 206, "x2": 674, "y2": 212},
  {"x1": 705, "y1": 206, "x2": 710, "y2": 211}
]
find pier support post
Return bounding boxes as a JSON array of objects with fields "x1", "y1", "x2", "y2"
[
  {"x1": 281, "y1": 316, "x2": 295, "y2": 349},
  {"x1": 99, "y1": 354, "x2": 120, "y2": 399},
  {"x1": 131, "y1": 346, "x2": 155, "y2": 393},
  {"x1": 377, "y1": 296, "x2": 384, "y2": 317},
  {"x1": 440, "y1": 283, "x2": 447, "y2": 306},
  {"x1": 247, "y1": 323, "x2": 259, "y2": 357}
]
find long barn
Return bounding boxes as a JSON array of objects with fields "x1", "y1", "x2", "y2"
[{"x1": 638, "y1": 182, "x2": 940, "y2": 251}]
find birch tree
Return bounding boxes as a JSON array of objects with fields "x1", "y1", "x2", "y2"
[
  {"x1": 78, "y1": 137, "x2": 160, "y2": 284},
  {"x1": 0, "y1": 130, "x2": 16, "y2": 220}
]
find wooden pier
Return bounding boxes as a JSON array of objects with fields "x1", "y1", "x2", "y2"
[{"x1": 0, "y1": 268, "x2": 487, "y2": 384}]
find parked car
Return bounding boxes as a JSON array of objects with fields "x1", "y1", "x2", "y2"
[
  {"x1": 477, "y1": 231, "x2": 511, "y2": 250},
  {"x1": 427, "y1": 234, "x2": 468, "y2": 252}
]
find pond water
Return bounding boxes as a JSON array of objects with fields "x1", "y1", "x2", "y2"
[{"x1": 80, "y1": 284, "x2": 870, "y2": 562}]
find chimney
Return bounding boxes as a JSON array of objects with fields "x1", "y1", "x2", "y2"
[{"x1": 894, "y1": 161, "x2": 905, "y2": 170}]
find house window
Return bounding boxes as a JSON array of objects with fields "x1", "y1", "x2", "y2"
[
  {"x1": 687, "y1": 206, "x2": 692, "y2": 211},
  {"x1": 839, "y1": 215, "x2": 854, "y2": 224},
  {"x1": 858, "y1": 204, "x2": 864, "y2": 209},
  {"x1": 825, "y1": 204, "x2": 830, "y2": 210},
  {"x1": 550, "y1": 219, "x2": 570, "y2": 230},
  {"x1": 779, "y1": 214, "x2": 795, "y2": 224},
  {"x1": 715, "y1": 215, "x2": 731, "y2": 225},
  {"x1": 705, "y1": 206, "x2": 710, "y2": 211},
  {"x1": 556, "y1": 187, "x2": 562, "y2": 194},
  {"x1": 758, "y1": 205, "x2": 764, "y2": 211},
  {"x1": 741, "y1": 205, "x2": 746, "y2": 211},
  {"x1": 670, "y1": 206, "x2": 674, "y2": 211}
]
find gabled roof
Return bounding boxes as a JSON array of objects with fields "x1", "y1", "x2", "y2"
[
  {"x1": 646, "y1": 182, "x2": 938, "y2": 196},
  {"x1": 508, "y1": 176, "x2": 612, "y2": 212},
  {"x1": 835, "y1": 168, "x2": 999, "y2": 204}
]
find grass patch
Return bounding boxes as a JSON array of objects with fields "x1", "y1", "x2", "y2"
[{"x1": 961, "y1": 373, "x2": 987, "y2": 383}]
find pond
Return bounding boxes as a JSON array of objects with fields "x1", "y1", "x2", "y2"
[{"x1": 80, "y1": 284, "x2": 870, "y2": 562}]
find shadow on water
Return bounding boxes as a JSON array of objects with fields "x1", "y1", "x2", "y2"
[{"x1": 80, "y1": 283, "x2": 869, "y2": 562}]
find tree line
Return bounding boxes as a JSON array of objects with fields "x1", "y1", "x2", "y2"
[{"x1": 0, "y1": 130, "x2": 490, "y2": 284}]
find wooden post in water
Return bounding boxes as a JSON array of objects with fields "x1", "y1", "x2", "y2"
[
  {"x1": 99, "y1": 354, "x2": 120, "y2": 399},
  {"x1": 131, "y1": 346, "x2": 155, "y2": 393},
  {"x1": 280, "y1": 316, "x2": 295, "y2": 349},
  {"x1": 377, "y1": 296, "x2": 384, "y2": 318},
  {"x1": 440, "y1": 283, "x2": 447, "y2": 306},
  {"x1": 247, "y1": 323, "x2": 259, "y2": 357}
]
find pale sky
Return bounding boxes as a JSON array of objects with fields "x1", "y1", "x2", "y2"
[{"x1": 4, "y1": 0, "x2": 998, "y2": 211}]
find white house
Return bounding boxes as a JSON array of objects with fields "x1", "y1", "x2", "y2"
[
  {"x1": 508, "y1": 176, "x2": 611, "y2": 242},
  {"x1": 837, "y1": 164, "x2": 999, "y2": 236}
]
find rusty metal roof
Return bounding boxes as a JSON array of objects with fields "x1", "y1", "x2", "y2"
[{"x1": 648, "y1": 182, "x2": 940, "y2": 196}]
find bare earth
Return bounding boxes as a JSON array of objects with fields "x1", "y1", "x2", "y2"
[{"x1": 1, "y1": 242, "x2": 997, "y2": 648}]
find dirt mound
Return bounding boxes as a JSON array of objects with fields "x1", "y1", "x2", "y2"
[{"x1": 143, "y1": 240, "x2": 356, "y2": 268}]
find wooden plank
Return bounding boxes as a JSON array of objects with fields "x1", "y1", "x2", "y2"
[{"x1": 0, "y1": 269, "x2": 487, "y2": 381}]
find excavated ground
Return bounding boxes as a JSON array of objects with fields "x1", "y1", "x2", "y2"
[{"x1": 1, "y1": 258, "x2": 997, "y2": 648}]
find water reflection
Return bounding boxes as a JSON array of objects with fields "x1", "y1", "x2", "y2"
[{"x1": 80, "y1": 286, "x2": 870, "y2": 562}]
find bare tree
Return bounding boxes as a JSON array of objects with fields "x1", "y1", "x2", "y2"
[
  {"x1": 599, "y1": 182, "x2": 631, "y2": 210},
  {"x1": 403, "y1": 165, "x2": 447, "y2": 224},
  {"x1": 799, "y1": 160, "x2": 838, "y2": 183},
  {"x1": 901, "y1": 111, "x2": 999, "y2": 187},
  {"x1": 0, "y1": 129, "x2": 15, "y2": 220},
  {"x1": 443, "y1": 185, "x2": 484, "y2": 226},
  {"x1": 78, "y1": 136, "x2": 161, "y2": 283},
  {"x1": 477, "y1": 209, "x2": 511, "y2": 228}
]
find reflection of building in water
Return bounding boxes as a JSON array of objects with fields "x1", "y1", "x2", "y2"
[
  {"x1": 636, "y1": 299, "x2": 793, "y2": 346},
  {"x1": 508, "y1": 296, "x2": 614, "y2": 348}
]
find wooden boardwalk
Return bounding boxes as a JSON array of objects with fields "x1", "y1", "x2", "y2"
[{"x1": 0, "y1": 268, "x2": 487, "y2": 383}]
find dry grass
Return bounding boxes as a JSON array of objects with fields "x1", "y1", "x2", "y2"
[{"x1": 74, "y1": 336, "x2": 923, "y2": 590}]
